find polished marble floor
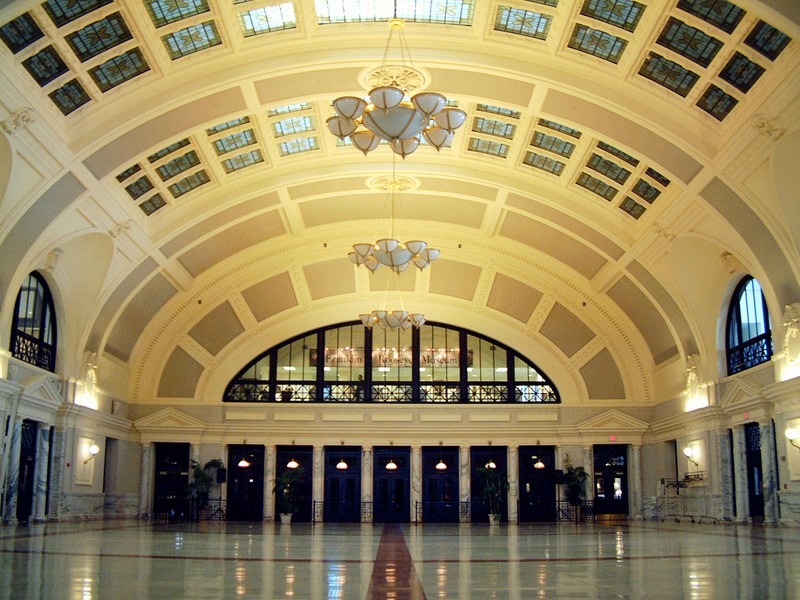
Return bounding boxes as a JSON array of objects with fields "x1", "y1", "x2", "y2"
[{"x1": 1, "y1": 519, "x2": 799, "y2": 599}]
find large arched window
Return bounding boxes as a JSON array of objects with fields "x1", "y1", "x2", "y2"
[
  {"x1": 225, "y1": 321, "x2": 559, "y2": 404},
  {"x1": 726, "y1": 276, "x2": 772, "y2": 375},
  {"x1": 10, "y1": 271, "x2": 57, "y2": 372}
]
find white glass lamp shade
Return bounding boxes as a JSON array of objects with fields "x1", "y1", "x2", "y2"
[
  {"x1": 369, "y1": 86, "x2": 405, "y2": 111},
  {"x1": 412, "y1": 247, "x2": 440, "y2": 269},
  {"x1": 353, "y1": 242, "x2": 376, "y2": 259},
  {"x1": 411, "y1": 92, "x2": 446, "y2": 116},
  {"x1": 350, "y1": 130, "x2": 381, "y2": 155},
  {"x1": 364, "y1": 105, "x2": 428, "y2": 141},
  {"x1": 434, "y1": 107, "x2": 467, "y2": 131},
  {"x1": 374, "y1": 239, "x2": 413, "y2": 268},
  {"x1": 385, "y1": 310, "x2": 409, "y2": 328},
  {"x1": 390, "y1": 136, "x2": 420, "y2": 158},
  {"x1": 408, "y1": 313, "x2": 426, "y2": 328},
  {"x1": 405, "y1": 240, "x2": 427, "y2": 255},
  {"x1": 326, "y1": 115, "x2": 358, "y2": 140},
  {"x1": 332, "y1": 96, "x2": 367, "y2": 119},
  {"x1": 423, "y1": 126, "x2": 454, "y2": 150}
]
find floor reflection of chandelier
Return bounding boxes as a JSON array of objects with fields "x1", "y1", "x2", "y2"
[{"x1": 326, "y1": 19, "x2": 466, "y2": 158}]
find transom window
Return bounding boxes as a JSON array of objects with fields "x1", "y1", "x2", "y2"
[
  {"x1": 10, "y1": 272, "x2": 57, "y2": 372},
  {"x1": 726, "y1": 276, "x2": 772, "y2": 375},
  {"x1": 224, "y1": 322, "x2": 559, "y2": 404}
]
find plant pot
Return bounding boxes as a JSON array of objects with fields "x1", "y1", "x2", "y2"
[{"x1": 280, "y1": 513, "x2": 292, "y2": 524}]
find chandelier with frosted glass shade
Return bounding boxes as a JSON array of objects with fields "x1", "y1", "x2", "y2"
[{"x1": 326, "y1": 19, "x2": 467, "y2": 158}]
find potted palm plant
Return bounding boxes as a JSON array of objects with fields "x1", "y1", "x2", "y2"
[
  {"x1": 275, "y1": 466, "x2": 306, "y2": 523},
  {"x1": 476, "y1": 466, "x2": 509, "y2": 524},
  {"x1": 562, "y1": 455, "x2": 588, "y2": 523}
]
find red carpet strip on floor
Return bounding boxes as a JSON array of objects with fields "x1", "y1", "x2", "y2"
[{"x1": 366, "y1": 524, "x2": 427, "y2": 600}]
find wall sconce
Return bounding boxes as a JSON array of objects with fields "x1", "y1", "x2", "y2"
[
  {"x1": 84, "y1": 444, "x2": 100, "y2": 464},
  {"x1": 785, "y1": 428, "x2": 800, "y2": 451},
  {"x1": 683, "y1": 447, "x2": 699, "y2": 468}
]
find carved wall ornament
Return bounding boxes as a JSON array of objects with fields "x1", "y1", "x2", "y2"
[
  {"x1": 783, "y1": 303, "x2": 800, "y2": 361},
  {"x1": 752, "y1": 115, "x2": 785, "y2": 140},
  {"x1": 0, "y1": 108, "x2": 35, "y2": 135}
]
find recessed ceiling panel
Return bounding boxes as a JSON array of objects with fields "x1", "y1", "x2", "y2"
[
  {"x1": 177, "y1": 211, "x2": 286, "y2": 277},
  {"x1": 500, "y1": 212, "x2": 607, "y2": 280},
  {"x1": 579, "y1": 348, "x2": 625, "y2": 399},
  {"x1": 241, "y1": 272, "x2": 298, "y2": 322},
  {"x1": 160, "y1": 192, "x2": 280, "y2": 257},
  {"x1": 486, "y1": 273, "x2": 542, "y2": 323},
  {"x1": 157, "y1": 346, "x2": 203, "y2": 398},
  {"x1": 105, "y1": 273, "x2": 178, "y2": 362},
  {"x1": 539, "y1": 302, "x2": 595, "y2": 358},
  {"x1": 303, "y1": 259, "x2": 355, "y2": 300},
  {"x1": 607, "y1": 275, "x2": 677, "y2": 365},
  {"x1": 429, "y1": 259, "x2": 481, "y2": 301},
  {"x1": 188, "y1": 300, "x2": 245, "y2": 356}
]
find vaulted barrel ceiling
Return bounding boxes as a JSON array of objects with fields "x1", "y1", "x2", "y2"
[{"x1": 0, "y1": 0, "x2": 797, "y2": 408}]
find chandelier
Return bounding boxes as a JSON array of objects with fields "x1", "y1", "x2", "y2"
[
  {"x1": 326, "y1": 18, "x2": 467, "y2": 158},
  {"x1": 348, "y1": 171, "x2": 439, "y2": 273}
]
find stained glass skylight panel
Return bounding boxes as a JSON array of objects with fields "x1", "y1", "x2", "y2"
[
  {"x1": 89, "y1": 48, "x2": 150, "y2": 92},
  {"x1": 316, "y1": 0, "x2": 475, "y2": 25},
  {"x1": 239, "y1": 4, "x2": 297, "y2": 36},
  {"x1": 278, "y1": 137, "x2": 319, "y2": 156},
  {"x1": 531, "y1": 132, "x2": 575, "y2": 158},
  {"x1": 568, "y1": 25, "x2": 627, "y2": 64},
  {"x1": 696, "y1": 84, "x2": 738, "y2": 120},
  {"x1": 207, "y1": 117, "x2": 251, "y2": 135},
  {"x1": 645, "y1": 167, "x2": 670, "y2": 187},
  {"x1": 523, "y1": 152, "x2": 565, "y2": 175},
  {"x1": 268, "y1": 103, "x2": 311, "y2": 117},
  {"x1": 22, "y1": 46, "x2": 68, "y2": 86},
  {"x1": 148, "y1": 139, "x2": 190, "y2": 162},
  {"x1": 476, "y1": 104, "x2": 521, "y2": 119},
  {"x1": 576, "y1": 172, "x2": 617, "y2": 200},
  {"x1": 472, "y1": 117, "x2": 516, "y2": 139},
  {"x1": 273, "y1": 116, "x2": 315, "y2": 137},
  {"x1": 116, "y1": 164, "x2": 141, "y2": 182},
  {"x1": 657, "y1": 18, "x2": 723, "y2": 68},
  {"x1": 468, "y1": 138, "x2": 510, "y2": 158},
  {"x1": 222, "y1": 150, "x2": 264, "y2": 173},
  {"x1": 619, "y1": 196, "x2": 646, "y2": 219},
  {"x1": 125, "y1": 175, "x2": 154, "y2": 199},
  {"x1": 631, "y1": 178, "x2": 660, "y2": 203},
  {"x1": 587, "y1": 153, "x2": 630, "y2": 184},
  {"x1": 66, "y1": 13, "x2": 133, "y2": 62},
  {"x1": 43, "y1": 0, "x2": 113, "y2": 27},
  {"x1": 639, "y1": 52, "x2": 699, "y2": 97},
  {"x1": 719, "y1": 52, "x2": 764, "y2": 92},
  {"x1": 676, "y1": 0, "x2": 745, "y2": 34},
  {"x1": 146, "y1": 0, "x2": 210, "y2": 27},
  {"x1": 168, "y1": 170, "x2": 210, "y2": 197},
  {"x1": 139, "y1": 193, "x2": 167, "y2": 216},
  {"x1": 580, "y1": 0, "x2": 645, "y2": 33},
  {"x1": 48, "y1": 79, "x2": 91, "y2": 114},
  {"x1": 0, "y1": 14, "x2": 44, "y2": 53},
  {"x1": 162, "y1": 21, "x2": 222, "y2": 60},
  {"x1": 213, "y1": 130, "x2": 257, "y2": 154},
  {"x1": 744, "y1": 21, "x2": 791, "y2": 61},
  {"x1": 155, "y1": 151, "x2": 201, "y2": 181},
  {"x1": 538, "y1": 119, "x2": 582, "y2": 138},
  {"x1": 597, "y1": 142, "x2": 638, "y2": 166},
  {"x1": 495, "y1": 6, "x2": 552, "y2": 40}
]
